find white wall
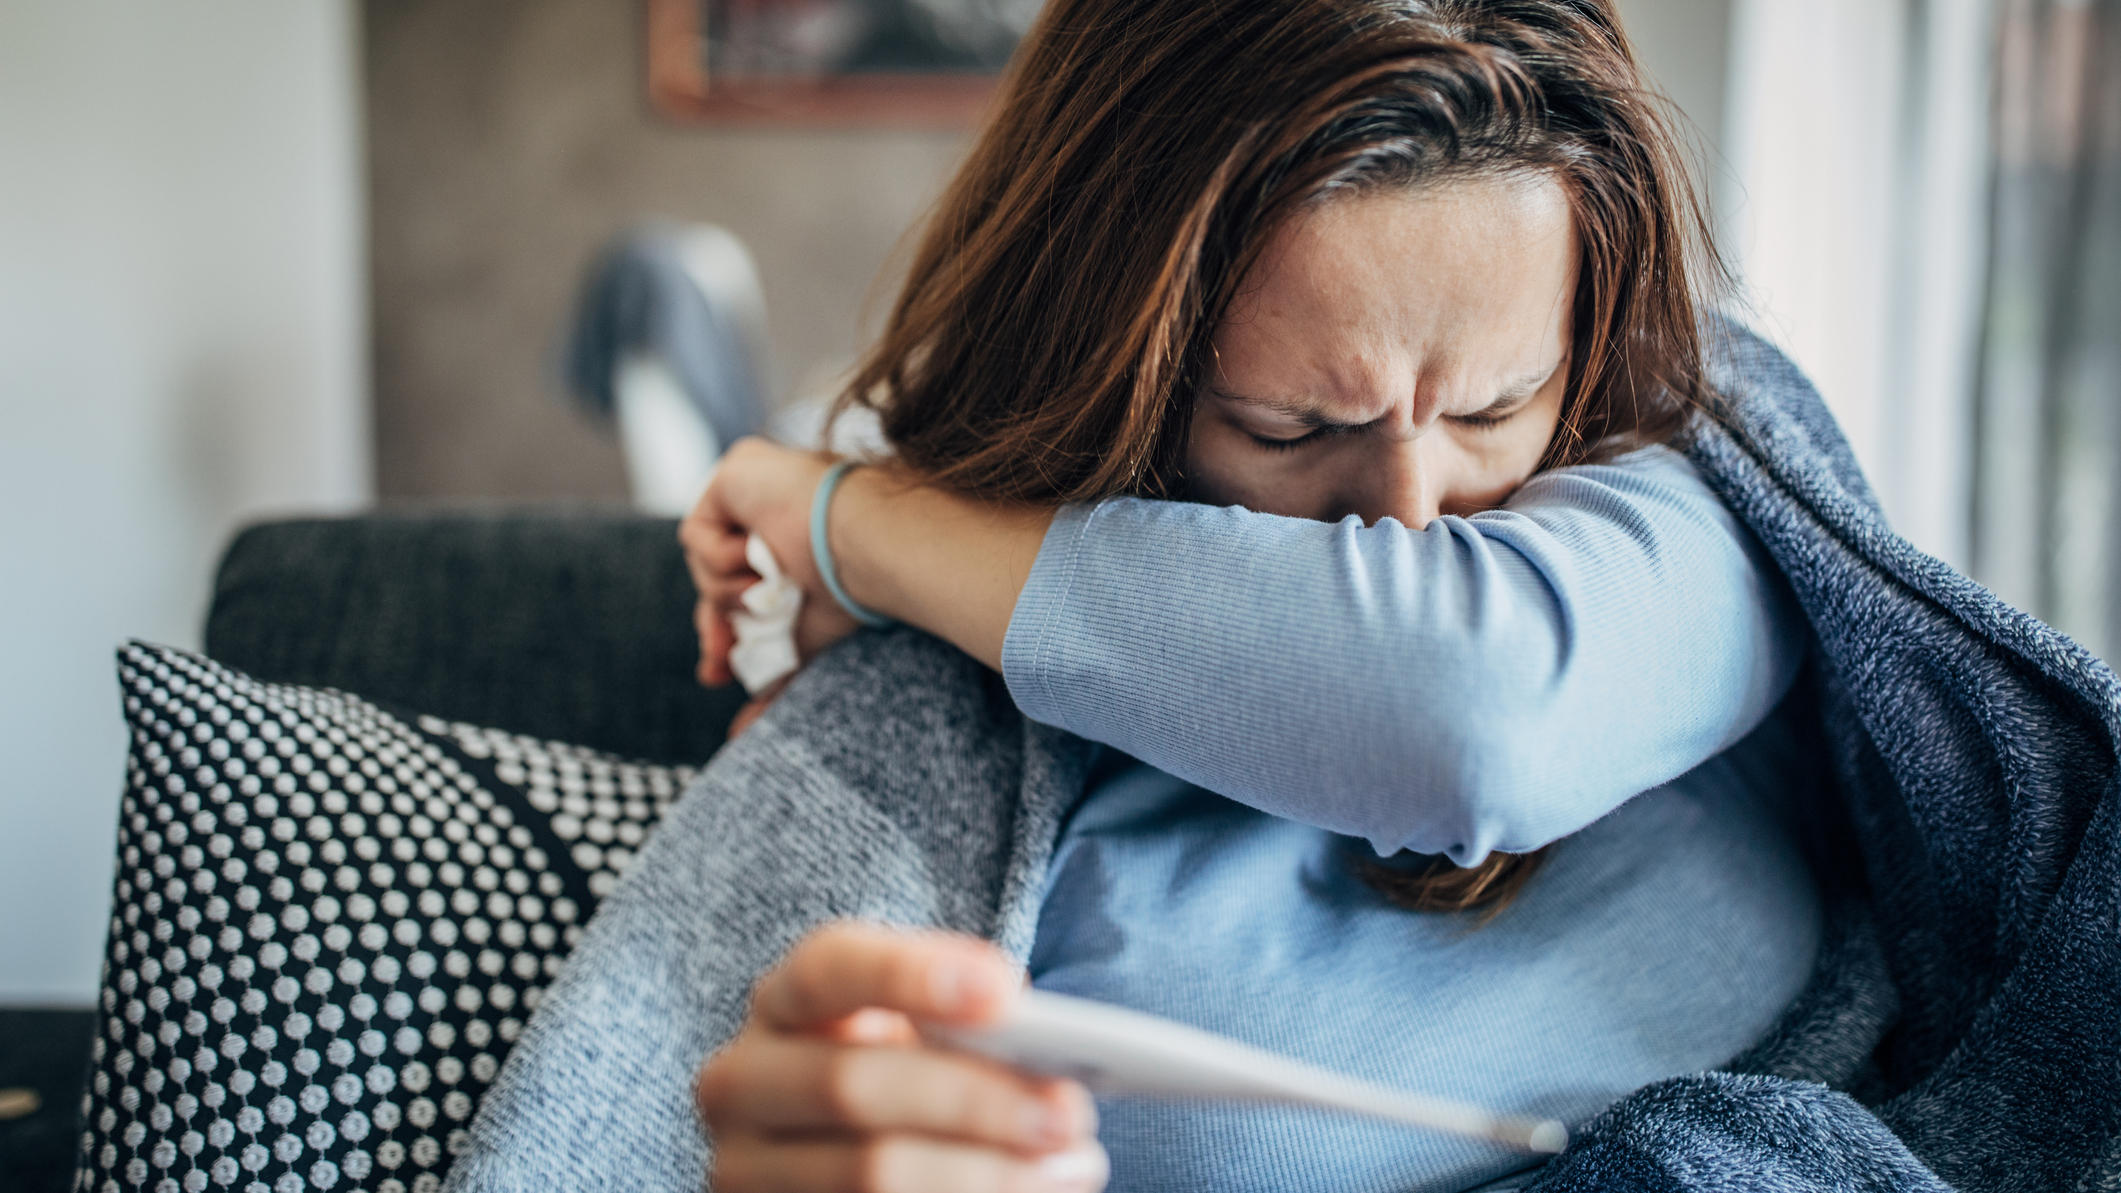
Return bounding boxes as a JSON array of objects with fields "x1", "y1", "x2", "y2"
[
  {"x1": 1722, "y1": 0, "x2": 1990, "y2": 567},
  {"x1": 1723, "y1": 0, "x2": 1908, "y2": 521},
  {"x1": 0, "y1": 2, "x2": 369, "y2": 1005}
]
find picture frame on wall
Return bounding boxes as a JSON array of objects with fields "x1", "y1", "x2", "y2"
[{"x1": 646, "y1": 0, "x2": 1041, "y2": 124}]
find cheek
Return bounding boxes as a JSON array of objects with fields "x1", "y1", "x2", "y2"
[
  {"x1": 1466, "y1": 376, "x2": 1567, "y2": 470},
  {"x1": 1448, "y1": 453, "x2": 1540, "y2": 514},
  {"x1": 1500, "y1": 413, "x2": 1561, "y2": 472},
  {"x1": 1449, "y1": 401, "x2": 1564, "y2": 510},
  {"x1": 1180, "y1": 416, "x2": 1253, "y2": 506},
  {"x1": 1520, "y1": 381, "x2": 1569, "y2": 464}
]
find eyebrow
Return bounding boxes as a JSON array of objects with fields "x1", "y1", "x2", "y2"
[{"x1": 1212, "y1": 358, "x2": 1567, "y2": 429}]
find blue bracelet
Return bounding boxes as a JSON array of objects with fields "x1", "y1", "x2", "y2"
[{"x1": 810, "y1": 461, "x2": 896, "y2": 629}]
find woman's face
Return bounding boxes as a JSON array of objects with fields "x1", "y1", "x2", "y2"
[{"x1": 1186, "y1": 174, "x2": 1577, "y2": 526}]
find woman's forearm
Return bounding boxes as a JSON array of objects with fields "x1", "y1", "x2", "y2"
[
  {"x1": 989, "y1": 447, "x2": 1801, "y2": 863},
  {"x1": 828, "y1": 465, "x2": 1053, "y2": 671},
  {"x1": 811, "y1": 448, "x2": 1802, "y2": 869}
]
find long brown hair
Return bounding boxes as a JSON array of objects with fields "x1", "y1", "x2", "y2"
[{"x1": 836, "y1": 0, "x2": 1728, "y2": 911}]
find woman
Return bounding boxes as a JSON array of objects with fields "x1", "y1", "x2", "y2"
[{"x1": 684, "y1": 1, "x2": 1820, "y2": 1190}]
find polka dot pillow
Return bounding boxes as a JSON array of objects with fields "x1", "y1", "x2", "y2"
[{"x1": 78, "y1": 641, "x2": 700, "y2": 1193}]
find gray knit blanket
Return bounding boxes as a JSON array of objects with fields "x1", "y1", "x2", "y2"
[{"x1": 445, "y1": 320, "x2": 2121, "y2": 1192}]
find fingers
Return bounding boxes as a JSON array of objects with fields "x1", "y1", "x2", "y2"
[
  {"x1": 819, "y1": 1008, "x2": 920, "y2": 1046},
  {"x1": 696, "y1": 600, "x2": 734, "y2": 687},
  {"x1": 683, "y1": 522, "x2": 756, "y2": 597},
  {"x1": 752, "y1": 924, "x2": 1020, "y2": 1032},
  {"x1": 711, "y1": 1134, "x2": 1108, "y2": 1193},
  {"x1": 677, "y1": 472, "x2": 754, "y2": 591},
  {"x1": 703, "y1": 573, "x2": 760, "y2": 609},
  {"x1": 697, "y1": 1031, "x2": 1095, "y2": 1153},
  {"x1": 698, "y1": 925, "x2": 1106, "y2": 1193},
  {"x1": 682, "y1": 513, "x2": 760, "y2": 686},
  {"x1": 697, "y1": 524, "x2": 755, "y2": 576},
  {"x1": 726, "y1": 689, "x2": 779, "y2": 739},
  {"x1": 677, "y1": 478, "x2": 739, "y2": 556}
]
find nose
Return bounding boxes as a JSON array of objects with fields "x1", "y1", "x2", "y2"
[{"x1": 1337, "y1": 437, "x2": 1445, "y2": 528}]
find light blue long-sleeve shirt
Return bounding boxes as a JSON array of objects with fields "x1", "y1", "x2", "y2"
[
  {"x1": 1001, "y1": 445, "x2": 1808, "y2": 865},
  {"x1": 1028, "y1": 714, "x2": 1822, "y2": 1193},
  {"x1": 1012, "y1": 446, "x2": 1821, "y2": 1190}
]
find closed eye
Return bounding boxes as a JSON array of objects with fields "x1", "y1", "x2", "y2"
[
  {"x1": 1249, "y1": 397, "x2": 1528, "y2": 443},
  {"x1": 1246, "y1": 419, "x2": 1373, "y2": 452},
  {"x1": 1447, "y1": 402, "x2": 1525, "y2": 430},
  {"x1": 1247, "y1": 428, "x2": 1327, "y2": 452}
]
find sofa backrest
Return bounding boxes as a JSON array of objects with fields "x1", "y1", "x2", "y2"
[{"x1": 204, "y1": 508, "x2": 742, "y2": 764}]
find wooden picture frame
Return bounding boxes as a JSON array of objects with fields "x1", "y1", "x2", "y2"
[{"x1": 646, "y1": 0, "x2": 1026, "y2": 125}]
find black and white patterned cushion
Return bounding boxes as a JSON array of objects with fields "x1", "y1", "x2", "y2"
[{"x1": 78, "y1": 642, "x2": 699, "y2": 1193}]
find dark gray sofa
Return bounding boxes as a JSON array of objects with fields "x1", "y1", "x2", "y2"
[
  {"x1": 203, "y1": 507, "x2": 749, "y2": 766},
  {"x1": 54, "y1": 510, "x2": 753, "y2": 1193}
]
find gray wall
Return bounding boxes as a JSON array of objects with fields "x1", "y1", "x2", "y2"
[
  {"x1": 1615, "y1": 0, "x2": 1735, "y2": 206},
  {"x1": 366, "y1": 0, "x2": 1731, "y2": 501},
  {"x1": 366, "y1": 0, "x2": 971, "y2": 499}
]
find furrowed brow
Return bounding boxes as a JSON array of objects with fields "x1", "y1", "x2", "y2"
[
  {"x1": 1209, "y1": 388, "x2": 1371, "y2": 430},
  {"x1": 1214, "y1": 356, "x2": 1566, "y2": 425}
]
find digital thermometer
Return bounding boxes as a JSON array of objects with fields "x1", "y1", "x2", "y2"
[{"x1": 921, "y1": 989, "x2": 1569, "y2": 1155}]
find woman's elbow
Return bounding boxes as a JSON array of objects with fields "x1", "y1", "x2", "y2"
[
  {"x1": 1368, "y1": 688, "x2": 1578, "y2": 863},
  {"x1": 1331, "y1": 632, "x2": 1576, "y2": 855}
]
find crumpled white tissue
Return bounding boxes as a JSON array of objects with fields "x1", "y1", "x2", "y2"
[{"x1": 729, "y1": 533, "x2": 802, "y2": 696}]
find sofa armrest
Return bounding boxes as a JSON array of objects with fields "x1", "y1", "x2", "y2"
[{"x1": 203, "y1": 505, "x2": 743, "y2": 764}]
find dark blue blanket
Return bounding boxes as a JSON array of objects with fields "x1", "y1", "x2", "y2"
[{"x1": 1525, "y1": 319, "x2": 2121, "y2": 1192}]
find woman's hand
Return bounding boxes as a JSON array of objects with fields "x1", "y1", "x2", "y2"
[
  {"x1": 681, "y1": 435, "x2": 1054, "y2": 689},
  {"x1": 679, "y1": 438, "x2": 860, "y2": 689},
  {"x1": 697, "y1": 922, "x2": 1108, "y2": 1193}
]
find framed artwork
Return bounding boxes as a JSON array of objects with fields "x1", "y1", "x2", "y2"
[{"x1": 647, "y1": 0, "x2": 1041, "y2": 124}]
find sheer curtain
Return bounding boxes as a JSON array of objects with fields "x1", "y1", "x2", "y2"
[
  {"x1": 1971, "y1": 0, "x2": 2121, "y2": 660},
  {"x1": 1719, "y1": 0, "x2": 1995, "y2": 569}
]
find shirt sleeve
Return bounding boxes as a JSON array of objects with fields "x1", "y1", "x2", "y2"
[{"x1": 999, "y1": 445, "x2": 1808, "y2": 865}]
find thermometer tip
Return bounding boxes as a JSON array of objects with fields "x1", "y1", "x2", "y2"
[{"x1": 1526, "y1": 1121, "x2": 1569, "y2": 1155}]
